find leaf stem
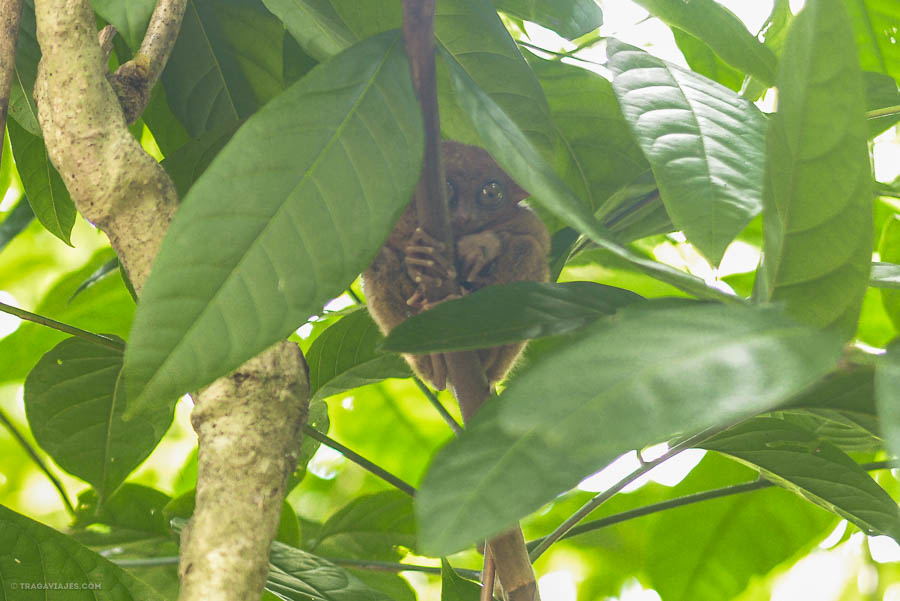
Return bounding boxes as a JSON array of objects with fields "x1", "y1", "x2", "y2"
[
  {"x1": 326, "y1": 556, "x2": 481, "y2": 579},
  {"x1": 302, "y1": 426, "x2": 416, "y2": 496},
  {"x1": 0, "y1": 407, "x2": 75, "y2": 515},
  {"x1": 0, "y1": 300, "x2": 125, "y2": 351},
  {"x1": 414, "y1": 377, "x2": 463, "y2": 434},
  {"x1": 867, "y1": 104, "x2": 900, "y2": 120}
]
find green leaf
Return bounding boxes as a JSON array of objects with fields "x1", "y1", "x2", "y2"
[
  {"x1": 607, "y1": 39, "x2": 766, "y2": 265},
  {"x1": 762, "y1": 0, "x2": 872, "y2": 341},
  {"x1": 24, "y1": 337, "x2": 174, "y2": 500},
  {"x1": 124, "y1": 31, "x2": 423, "y2": 414},
  {"x1": 492, "y1": 0, "x2": 602, "y2": 40},
  {"x1": 8, "y1": 0, "x2": 41, "y2": 136},
  {"x1": 416, "y1": 302, "x2": 843, "y2": 554},
  {"x1": 262, "y1": 0, "x2": 368, "y2": 61},
  {"x1": 141, "y1": 83, "x2": 192, "y2": 157},
  {"x1": 307, "y1": 309, "x2": 411, "y2": 403},
  {"x1": 441, "y1": 48, "x2": 735, "y2": 302},
  {"x1": 672, "y1": 27, "x2": 744, "y2": 92},
  {"x1": 876, "y1": 342, "x2": 900, "y2": 462},
  {"x1": 7, "y1": 118, "x2": 76, "y2": 246},
  {"x1": 631, "y1": 0, "x2": 776, "y2": 85},
  {"x1": 162, "y1": 0, "x2": 284, "y2": 137},
  {"x1": 90, "y1": 0, "x2": 156, "y2": 50},
  {"x1": 161, "y1": 120, "x2": 242, "y2": 197},
  {"x1": 382, "y1": 281, "x2": 643, "y2": 353},
  {"x1": 702, "y1": 417, "x2": 900, "y2": 540},
  {"x1": 74, "y1": 483, "x2": 172, "y2": 537},
  {"x1": 0, "y1": 504, "x2": 167, "y2": 600},
  {"x1": 440, "y1": 560, "x2": 481, "y2": 601},
  {"x1": 864, "y1": 71, "x2": 900, "y2": 137},
  {"x1": 311, "y1": 491, "x2": 416, "y2": 558},
  {"x1": 0, "y1": 197, "x2": 36, "y2": 254},
  {"x1": 646, "y1": 452, "x2": 836, "y2": 601},
  {"x1": 845, "y1": 0, "x2": 900, "y2": 84},
  {"x1": 68, "y1": 258, "x2": 120, "y2": 303},
  {"x1": 880, "y1": 216, "x2": 900, "y2": 329},
  {"x1": 528, "y1": 56, "x2": 651, "y2": 218},
  {"x1": 266, "y1": 541, "x2": 392, "y2": 601}
]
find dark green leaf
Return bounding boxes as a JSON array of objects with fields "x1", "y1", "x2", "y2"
[
  {"x1": 762, "y1": 0, "x2": 872, "y2": 341},
  {"x1": 0, "y1": 504, "x2": 167, "y2": 600},
  {"x1": 632, "y1": 0, "x2": 776, "y2": 85},
  {"x1": 262, "y1": 0, "x2": 367, "y2": 60},
  {"x1": 646, "y1": 452, "x2": 836, "y2": 601},
  {"x1": 0, "y1": 197, "x2": 36, "y2": 254},
  {"x1": 703, "y1": 417, "x2": 900, "y2": 540},
  {"x1": 161, "y1": 120, "x2": 242, "y2": 197},
  {"x1": 287, "y1": 399, "x2": 330, "y2": 490},
  {"x1": 307, "y1": 309, "x2": 411, "y2": 402},
  {"x1": 25, "y1": 337, "x2": 174, "y2": 500},
  {"x1": 124, "y1": 31, "x2": 423, "y2": 414},
  {"x1": 442, "y1": 49, "x2": 735, "y2": 302},
  {"x1": 440, "y1": 560, "x2": 481, "y2": 601},
  {"x1": 163, "y1": 0, "x2": 284, "y2": 137},
  {"x1": 141, "y1": 83, "x2": 191, "y2": 156},
  {"x1": 284, "y1": 31, "x2": 319, "y2": 86},
  {"x1": 672, "y1": 27, "x2": 744, "y2": 92},
  {"x1": 8, "y1": 0, "x2": 41, "y2": 135},
  {"x1": 90, "y1": 0, "x2": 156, "y2": 50},
  {"x1": 864, "y1": 71, "x2": 900, "y2": 137},
  {"x1": 416, "y1": 302, "x2": 843, "y2": 554},
  {"x1": 607, "y1": 39, "x2": 766, "y2": 265},
  {"x1": 7, "y1": 118, "x2": 76, "y2": 245},
  {"x1": 877, "y1": 342, "x2": 900, "y2": 462},
  {"x1": 493, "y1": 0, "x2": 602, "y2": 40},
  {"x1": 383, "y1": 281, "x2": 643, "y2": 353},
  {"x1": 68, "y1": 258, "x2": 120, "y2": 303},
  {"x1": 311, "y1": 491, "x2": 415, "y2": 558},
  {"x1": 266, "y1": 541, "x2": 392, "y2": 601},
  {"x1": 74, "y1": 484, "x2": 172, "y2": 537}
]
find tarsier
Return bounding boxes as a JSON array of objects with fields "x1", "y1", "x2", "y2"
[{"x1": 363, "y1": 141, "x2": 550, "y2": 389}]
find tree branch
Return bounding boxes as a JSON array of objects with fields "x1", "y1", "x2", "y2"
[
  {"x1": 32, "y1": 3, "x2": 309, "y2": 601},
  {"x1": 0, "y1": 0, "x2": 23, "y2": 166}
]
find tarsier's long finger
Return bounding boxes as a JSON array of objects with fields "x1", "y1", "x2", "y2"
[
  {"x1": 411, "y1": 227, "x2": 444, "y2": 249},
  {"x1": 464, "y1": 256, "x2": 489, "y2": 281},
  {"x1": 406, "y1": 287, "x2": 427, "y2": 308}
]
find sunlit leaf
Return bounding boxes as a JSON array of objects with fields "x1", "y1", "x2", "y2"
[
  {"x1": 493, "y1": 0, "x2": 602, "y2": 40},
  {"x1": 68, "y1": 258, "x2": 120, "y2": 303},
  {"x1": 672, "y1": 28, "x2": 744, "y2": 92},
  {"x1": 876, "y1": 342, "x2": 900, "y2": 462},
  {"x1": 90, "y1": 0, "x2": 156, "y2": 50},
  {"x1": 762, "y1": 0, "x2": 872, "y2": 340},
  {"x1": 307, "y1": 309, "x2": 411, "y2": 402},
  {"x1": 383, "y1": 281, "x2": 643, "y2": 353},
  {"x1": 124, "y1": 31, "x2": 423, "y2": 414},
  {"x1": 864, "y1": 71, "x2": 900, "y2": 137},
  {"x1": 7, "y1": 119, "x2": 76, "y2": 245},
  {"x1": 845, "y1": 0, "x2": 900, "y2": 84},
  {"x1": 25, "y1": 337, "x2": 174, "y2": 500},
  {"x1": 416, "y1": 302, "x2": 843, "y2": 554},
  {"x1": 607, "y1": 39, "x2": 766, "y2": 265},
  {"x1": 879, "y1": 217, "x2": 900, "y2": 329},
  {"x1": 310, "y1": 490, "x2": 416, "y2": 558},
  {"x1": 703, "y1": 417, "x2": 900, "y2": 540},
  {"x1": 0, "y1": 504, "x2": 167, "y2": 600}
]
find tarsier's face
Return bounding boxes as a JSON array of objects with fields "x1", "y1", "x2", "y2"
[{"x1": 442, "y1": 141, "x2": 529, "y2": 236}]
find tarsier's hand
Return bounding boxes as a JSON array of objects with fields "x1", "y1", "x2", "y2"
[
  {"x1": 456, "y1": 230, "x2": 502, "y2": 284},
  {"x1": 404, "y1": 227, "x2": 457, "y2": 310}
]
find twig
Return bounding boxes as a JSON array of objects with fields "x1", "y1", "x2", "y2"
[
  {"x1": 0, "y1": 0, "x2": 23, "y2": 166},
  {"x1": 0, "y1": 407, "x2": 75, "y2": 515},
  {"x1": 413, "y1": 376, "x2": 463, "y2": 434},
  {"x1": 326, "y1": 557, "x2": 481, "y2": 580},
  {"x1": 302, "y1": 425, "x2": 416, "y2": 497},
  {"x1": 867, "y1": 104, "x2": 900, "y2": 120},
  {"x1": 480, "y1": 548, "x2": 495, "y2": 601},
  {"x1": 0, "y1": 300, "x2": 125, "y2": 351}
]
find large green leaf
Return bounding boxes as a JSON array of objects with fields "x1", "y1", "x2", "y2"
[
  {"x1": 382, "y1": 281, "x2": 643, "y2": 353},
  {"x1": 0, "y1": 504, "x2": 167, "y2": 600},
  {"x1": 632, "y1": 0, "x2": 776, "y2": 85},
  {"x1": 880, "y1": 217, "x2": 900, "y2": 329},
  {"x1": 124, "y1": 32, "x2": 423, "y2": 414},
  {"x1": 25, "y1": 337, "x2": 174, "y2": 501},
  {"x1": 310, "y1": 491, "x2": 416, "y2": 558},
  {"x1": 90, "y1": 0, "x2": 156, "y2": 50},
  {"x1": 416, "y1": 302, "x2": 843, "y2": 554},
  {"x1": 646, "y1": 453, "x2": 836, "y2": 601},
  {"x1": 7, "y1": 119, "x2": 76, "y2": 245},
  {"x1": 762, "y1": 0, "x2": 872, "y2": 340},
  {"x1": 307, "y1": 308, "x2": 411, "y2": 402},
  {"x1": 492, "y1": 0, "x2": 602, "y2": 40},
  {"x1": 876, "y1": 342, "x2": 900, "y2": 461},
  {"x1": 441, "y1": 49, "x2": 734, "y2": 302},
  {"x1": 440, "y1": 560, "x2": 481, "y2": 601},
  {"x1": 845, "y1": 0, "x2": 900, "y2": 83},
  {"x1": 74, "y1": 483, "x2": 172, "y2": 537},
  {"x1": 702, "y1": 417, "x2": 900, "y2": 540},
  {"x1": 8, "y1": 0, "x2": 40, "y2": 136},
  {"x1": 0, "y1": 198, "x2": 36, "y2": 254},
  {"x1": 266, "y1": 541, "x2": 393, "y2": 601},
  {"x1": 607, "y1": 39, "x2": 766, "y2": 265},
  {"x1": 672, "y1": 28, "x2": 744, "y2": 92},
  {"x1": 162, "y1": 0, "x2": 284, "y2": 137}
]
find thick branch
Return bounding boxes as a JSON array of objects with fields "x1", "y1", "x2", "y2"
[
  {"x1": 0, "y1": 0, "x2": 23, "y2": 166},
  {"x1": 109, "y1": 0, "x2": 187, "y2": 123},
  {"x1": 402, "y1": 3, "x2": 539, "y2": 600},
  {"x1": 32, "y1": 3, "x2": 310, "y2": 601}
]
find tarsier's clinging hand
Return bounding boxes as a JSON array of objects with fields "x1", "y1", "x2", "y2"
[{"x1": 363, "y1": 140, "x2": 550, "y2": 390}]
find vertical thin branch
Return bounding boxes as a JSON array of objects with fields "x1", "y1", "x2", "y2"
[{"x1": 0, "y1": 0, "x2": 23, "y2": 166}]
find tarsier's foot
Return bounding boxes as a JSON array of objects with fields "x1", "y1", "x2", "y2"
[
  {"x1": 405, "y1": 227, "x2": 458, "y2": 309},
  {"x1": 456, "y1": 230, "x2": 502, "y2": 283}
]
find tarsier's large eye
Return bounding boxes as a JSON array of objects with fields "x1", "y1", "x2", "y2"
[
  {"x1": 446, "y1": 179, "x2": 457, "y2": 207},
  {"x1": 477, "y1": 180, "x2": 505, "y2": 209}
]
